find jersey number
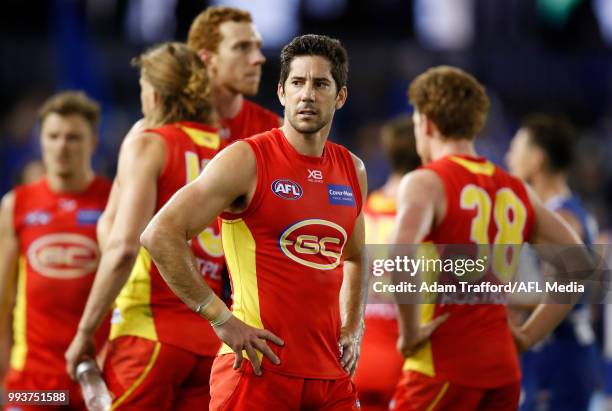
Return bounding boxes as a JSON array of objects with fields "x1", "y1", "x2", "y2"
[{"x1": 460, "y1": 185, "x2": 527, "y2": 280}]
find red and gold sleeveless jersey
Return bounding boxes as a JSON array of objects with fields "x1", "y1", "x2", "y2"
[
  {"x1": 405, "y1": 155, "x2": 535, "y2": 388},
  {"x1": 219, "y1": 99, "x2": 280, "y2": 144},
  {"x1": 111, "y1": 121, "x2": 224, "y2": 356},
  {"x1": 219, "y1": 128, "x2": 362, "y2": 378},
  {"x1": 354, "y1": 190, "x2": 403, "y2": 395},
  {"x1": 11, "y1": 176, "x2": 111, "y2": 376}
]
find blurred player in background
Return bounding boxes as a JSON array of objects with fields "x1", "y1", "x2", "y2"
[
  {"x1": 506, "y1": 113, "x2": 600, "y2": 411},
  {"x1": 187, "y1": 6, "x2": 281, "y2": 143},
  {"x1": 390, "y1": 66, "x2": 586, "y2": 411},
  {"x1": 0, "y1": 91, "x2": 111, "y2": 410},
  {"x1": 65, "y1": 43, "x2": 223, "y2": 410},
  {"x1": 141, "y1": 34, "x2": 367, "y2": 410},
  {"x1": 354, "y1": 116, "x2": 419, "y2": 411},
  {"x1": 122, "y1": 6, "x2": 280, "y2": 149}
]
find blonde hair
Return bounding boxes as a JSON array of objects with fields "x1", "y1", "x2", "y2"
[
  {"x1": 132, "y1": 42, "x2": 212, "y2": 126},
  {"x1": 38, "y1": 91, "x2": 101, "y2": 132},
  {"x1": 187, "y1": 6, "x2": 252, "y2": 53}
]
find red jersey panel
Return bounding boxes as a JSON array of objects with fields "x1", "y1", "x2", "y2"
[
  {"x1": 405, "y1": 155, "x2": 535, "y2": 388},
  {"x1": 219, "y1": 99, "x2": 280, "y2": 144},
  {"x1": 354, "y1": 190, "x2": 403, "y2": 400},
  {"x1": 111, "y1": 121, "x2": 223, "y2": 357},
  {"x1": 11, "y1": 176, "x2": 111, "y2": 376},
  {"x1": 219, "y1": 128, "x2": 362, "y2": 378}
]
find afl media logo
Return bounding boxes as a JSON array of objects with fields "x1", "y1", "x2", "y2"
[
  {"x1": 279, "y1": 219, "x2": 347, "y2": 270},
  {"x1": 271, "y1": 179, "x2": 303, "y2": 200},
  {"x1": 27, "y1": 233, "x2": 99, "y2": 279}
]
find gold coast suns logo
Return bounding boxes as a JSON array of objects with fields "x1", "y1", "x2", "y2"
[
  {"x1": 27, "y1": 233, "x2": 99, "y2": 279},
  {"x1": 279, "y1": 219, "x2": 347, "y2": 270}
]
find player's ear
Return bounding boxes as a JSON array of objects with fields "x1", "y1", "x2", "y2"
[
  {"x1": 277, "y1": 82, "x2": 286, "y2": 107},
  {"x1": 197, "y1": 49, "x2": 213, "y2": 65},
  {"x1": 423, "y1": 115, "x2": 436, "y2": 137},
  {"x1": 335, "y1": 86, "x2": 347, "y2": 110},
  {"x1": 532, "y1": 147, "x2": 546, "y2": 171}
]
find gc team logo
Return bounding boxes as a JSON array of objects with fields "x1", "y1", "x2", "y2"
[
  {"x1": 271, "y1": 179, "x2": 303, "y2": 200},
  {"x1": 279, "y1": 219, "x2": 347, "y2": 270},
  {"x1": 27, "y1": 233, "x2": 99, "y2": 279}
]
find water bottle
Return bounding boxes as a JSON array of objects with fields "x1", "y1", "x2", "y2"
[{"x1": 76, "y1": 360, "x2": 112, "y2": 411}]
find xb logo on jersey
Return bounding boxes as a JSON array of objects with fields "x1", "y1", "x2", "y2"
[
  {"x1": 279, "y1": 219, "x2": 347, "y2": 270},
  {"x1": 272, "y1": 179, "x2": 303, "y2": 200},
  {"x1": 307, "y1": 169, "x2": 323, "y2": 183}
]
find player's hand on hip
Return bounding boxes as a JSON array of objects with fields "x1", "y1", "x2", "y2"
[
  {"x1": 397, "y1": 313, "x2": 449, "y2": 358},
  {"x1": 213, "y1": 315, "x2": 284, "y2": 377},
  {"x1": 65, "y1": 331, "x2": 96, "y2": 380},
  {"x1": 338, "y1": 324, "x2": 364, "y2": 377}
]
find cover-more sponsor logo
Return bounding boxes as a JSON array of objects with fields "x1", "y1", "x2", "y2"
[
  {"x1": 272, "y1": 179, "x2": 303, "y2": 200},
  {"x1": 279, "y1": 219, "x2": 347, "y2": 270},
  {"x1": 27, "y1": 233, "x2": 99, "y2": 278},
  {"x1": 328, "y1": 184, "x2": 355, "y2": 206}
]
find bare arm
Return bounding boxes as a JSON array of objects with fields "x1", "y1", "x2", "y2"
[
  {"x1": 96, "y1": 180, "x2": 119, "y2": 251},
  {"x1": 65, "y1": 132, "x2": 165, "y2": 378},
  {"x1": 141, "y1": 142, "x2": 255, "y2": 312},
  {"x1": 338, "y1": 155, "x2": 367, "y2": 375},
  {"x1": 391, "y1": 170, "x2": 447, "y2": 356},
  {"x1": 0, "y1": 192, "x2": 18, "y2": 384},
  {"x1": 97, "y1": 119, "x2": 146, "y2": 251},
  {"x1": 140, "y1": 141, "x2": 283, "y2": 375},
  {"x1": 513, "y1": 187, "x2": 587, "y2": 350}
]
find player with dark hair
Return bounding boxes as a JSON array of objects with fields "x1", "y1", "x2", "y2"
[
  {"x1": 390, "y1": 66, "x2": 585, "y2": 410},
  {"x1": 141, "y1": 34, "x2": 366, "y2": 411},
  {"x1": 0, "y1": 91, "x2": 110, "y2": 411},
  {"x1": 507, "y1": 113, "x2": 600, "y2": 411}
]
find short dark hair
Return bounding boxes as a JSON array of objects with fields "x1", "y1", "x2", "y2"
[
  {"x1": 521, "y1": 113, "x2": 576, "y2": 172},
  {"x1": 381, "y1": 116, "x2": 420, "y2": 174},
  {"x1": 38, "y1": 91, "x2": 101, "y2": 132},
  {"x1": 280, "y1": 34, "x2": 348, "y2": 92}
]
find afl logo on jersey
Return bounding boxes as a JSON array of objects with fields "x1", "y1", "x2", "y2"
[
  {"x1": 271, "y1": 179, "x2": 303, "y2": 200},
  {"x1": 279, "y1": 219, "x2": 347, "y2": 270},
  {"x1": 27, "y1": 233, "x2": 100, "y2": 279}
]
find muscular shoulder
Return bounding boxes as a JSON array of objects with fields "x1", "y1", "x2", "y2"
[
  {"x1": 1, "y1": 190, "x2": 16, "y2": 215},
  {"x1": 349, "y1": 151, "x2": 367, "y2": 198},
  {"x1": 398, "y1": 169, "x2": 444, "y2": 203},
  {"x1": 0, "y1": 190, "x2": 16, "y2": 236},
  {"x1": 211, "y1": 140, "x2": 256, "y2": 173},
  {"x1": 120, "y1": 130, "x2": 166, "y2": 159},
  {"x1": 116, "y1": 130, "x2": 167, "y2": 182}
]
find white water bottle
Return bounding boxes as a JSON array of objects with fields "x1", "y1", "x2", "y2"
[{"x1": 76, "y1": 360, "x2": 112, "y2": 411}]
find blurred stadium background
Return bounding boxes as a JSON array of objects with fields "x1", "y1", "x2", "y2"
[
  {"x1": 1, "y1": 0, "x2": 611, "y2": 227},
  {"x1": 4, "y1": 1, "x2": 612, "y2": 410}
]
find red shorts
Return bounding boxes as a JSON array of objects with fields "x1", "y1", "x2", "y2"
[
  {"x1": 210, "y1": 354, "x2": 361, "y2": 411},
  {"x1": 3, "y1": 368, "x2": 85, "y2": 411},
  {"x1": 103, "y1": 336, "x2": 214, "y2": 411},
  {"x1": 391, "y1": 371, "x2": 520, "y2": 411}
]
